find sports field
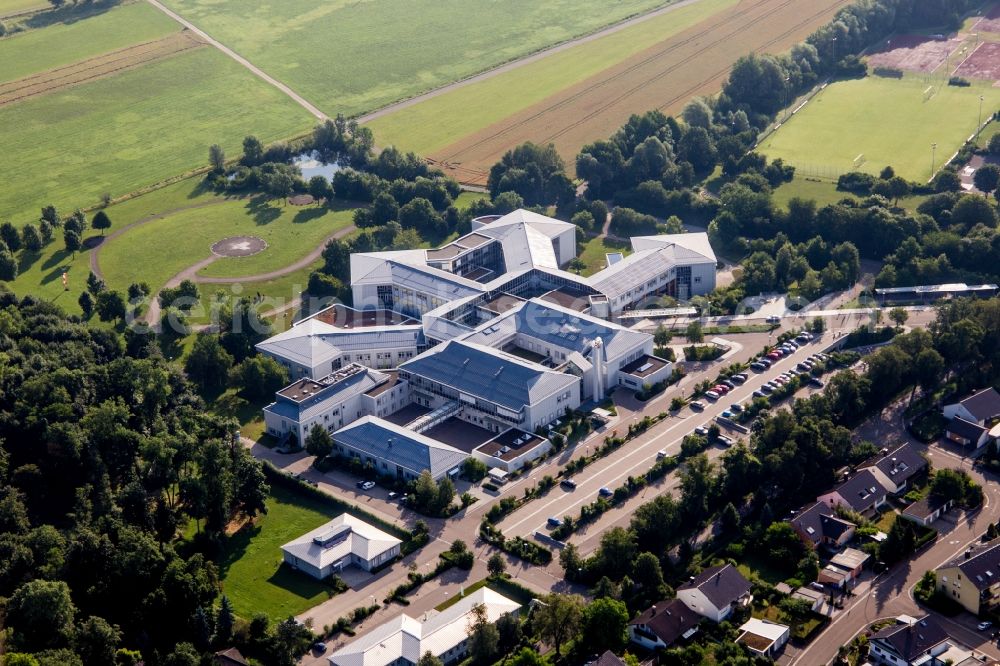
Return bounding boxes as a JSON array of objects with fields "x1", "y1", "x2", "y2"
[
  {"x1": 0, "y1": 46, "x2": 313, "y2": 222},
  {"x1": 759, "y1": 77, "x2": 1000, "y2": 182},
  {"x1": 161, "y1": 0, "x2": 674, "y2": 116},
  {"x1": 375, "y1": 0, "x2": 851, "y2": 184},
  {"x1": 0, "y1": 2, "x2": 179, "y2": 82}
]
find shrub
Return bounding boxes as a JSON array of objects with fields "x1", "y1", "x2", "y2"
[{"x1": 948, "y1": 76, "x2": 971, "y2": 87}]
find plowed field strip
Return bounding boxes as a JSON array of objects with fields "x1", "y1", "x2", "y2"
[
  {"x1": 0, "y1": 31, "x2": 204, "y2": 107},
  {"x1": 431, "y1": 0, "x2": 850, "y2": 184}
]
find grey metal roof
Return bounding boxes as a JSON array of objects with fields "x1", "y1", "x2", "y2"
[
  {"x1": 461, "y1": 298, "x2": 649, "y2": 361},
  {"x1": 399, "y1": 340, "x2": 577, "y2": 412},
  {"x1": 266, "y1": 366, "x2": 387, "y2": 422},
  {"x1": 332, "y1": 416, "x2": 467, "y2": 479}
]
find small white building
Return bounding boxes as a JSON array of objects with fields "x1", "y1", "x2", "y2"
[
  {"x1": 472, "y1": 429, "x2": 553, "y2": 473},
  {"x1": 329, "y1": 587, "x2": 520, "y2": 666},
  {"x1": 281, "y1": 514, "x2": 401, "y2": 579},
  {"x1": 737, "y1": 618, "x2": 789, "y2": 658}
]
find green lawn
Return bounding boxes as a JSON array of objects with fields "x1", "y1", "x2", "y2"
[
  {"x1": 772, "y1": 176, "x2": 931, "y2": 211},
  {"x1": 161, "y1": 0, "x2": 682, "y2": 119},
  {"x1": 187, "y1": 261, "x2": 323, "y2": 327},
  {"x1": 368, "y1": 0, "x2": 738, "y2": 155},
  {"x1": 577, "y1": 236, "x2": 631, "y2": 276},
  {"x1": 0, "y1": 2, "x2": 179, "y2": 83},
  {"x1": 759, "y1": 76, "x2": 1000, "y2": 182},
  {"x1": 977, "y1": 119, "x2": 1000, "y2": 149},
  {"x1": 0, "y1": 46, "x2": 314, "y2": 223},
  {"x1": 99, "y1": 198, "x2": 355, "y2": 294},
  {"x1": 218, "y1": 484, "x2": 345, "y2": 621}
]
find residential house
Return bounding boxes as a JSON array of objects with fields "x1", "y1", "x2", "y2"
[
  {"x1": 936, "y1": 538, "x2": 1000, "y2": 615},
  {"x1": 863, "y1": 443, "x2": 928, "y2": 496},
  {"x1": 587, "y1": 652, "x2": 626, "y2": 666},
  {"x1": 676, "y1": 564, "x2": 752, "y2": 623},
  {"x1": 737, "y1": 618, "x2": 789, "y2": 658},
  {"x1": 900, "y1": 496, "x2": 953, "y2": 528},
  {"x1": 788, "y1": 501, "x2": 857, "y2": 550},
  {"x1": 817, "y1": 468, "x2": 888, "y2": 517},
  {"x1": 281, "y1": 514, "x2": 401, "y2": 579},
  {"x1": 944, "y1": 388, "x2": 1000, "y2": 450},
  {"x1": 943, "y1": 388, "x2": 1000, "y2": 426},
  {"x1": 628, "y1": 598, "x2": 700, "y2": 650},
  {"x1": 867, "y1": 615, "x2": 950, "y2": 666},
  {"x1": 945, "y1": 417, "x2": 990, "y2": 450}
]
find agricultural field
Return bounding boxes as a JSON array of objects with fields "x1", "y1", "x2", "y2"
[
  {"x1": 0, "y1": 2, "x2": 179, "y2": 82},
  {"x1": 402, "y1": 0, "x2": 851, "y2": 184},
  {"x1": 0, "y1": 45, "x2": 314, "y2": 222},
  {"x1": 161, "y1": 0, "x2": 677, "y2": 117},
  {"x1": 759, "y1": 76, "x2": 1000, "y2": 182},
  {"x1": 367, "y1": 0, "x2": 739, "y2": 156}
]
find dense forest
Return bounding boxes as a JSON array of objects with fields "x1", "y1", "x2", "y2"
[{"x1": 0, "y1": 288, "x2": 311, "y2": 665}]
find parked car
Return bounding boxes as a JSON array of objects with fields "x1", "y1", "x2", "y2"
[
  {"x1": 694, "y1": 426, "x2": 709, "y2": 436},
  {"x1": 705, "y1": 390, "x2": 720, "y2": 400},
  {"x1": 387, "y1": 491, "x2": 398, "y2": 500},
  {"x1": 751, "y1": 362, "x2": 766, "y2": 371},
  {"x1": 722, "y1": 380, "x2": 736, "y2": 390},
  {"x1": 730, "y1": 403, "x2": 743, "y2": 413},
  {"x1": 759, "y1": 358, "x2": 773, "y2": 368},
  {"x1": 717, "y1": 435, "x2": 734, "y2": 446},
  {"x1": 560, "y1": 478, "x2": 577, "y2": 490},
  {"x1": 690, "y1": 400, "x2": 706, "y2": 411},
  {"x1": 599, "y1": 487, "x2": 613, "y2": 498},
  {"x1": 766, "y1": 315, "x2": 781, "y2": 324},
  {"x1": 809, "y1": 377, "x2": 825, "y2": 388},
  {"x1": 547, "y1": 517, "x2": 563, "y2": 528},
  {"x1": 657, "y1": 449, "x2": 668, "y2": 459},
  {"x1": 358, "y1": 481, "x2": 375, "y2": 491},
  {"x1": 753, "y1": 389, "x2": 767, "y2": 399},
  {"x1": 312, "y1": 642, "x2": 328, "y2": 654},
  {"x1": 731, "y1": 373, "x2": 748, "y2": 384},
  {"x1": 979, "y1": 621, "x2": 993, "y2": 631},
  {"x1": 721, "y1": 410, "x2": 733, "y2": 419},
  {"x1": 761, "y1": 385, "x2": 774, "y2": 394}
]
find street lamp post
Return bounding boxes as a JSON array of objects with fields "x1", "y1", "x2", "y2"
[{"x1": 930, "y1": 142, "x2": 937, "y2": 178}]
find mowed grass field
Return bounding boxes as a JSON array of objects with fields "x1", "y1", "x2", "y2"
[
  {"x1": 0, "y1": 2, "x2": 179, "y2": 82},
  {"x1": 368, "y1": 0, "x2": 739, "y2": 156},
  {"x1": 160, "y1": 0, "x2": 674, "y2": 116},
  {"x1": 0, "y1": 0, "x2": 45, "y2": 14},
  {"x1": 218, "y1": 484, "x2": 343, "y2": 621},
  {"x1": 99, "y1": 198, "x2": 356, "y2": 295},
  {"x1": 759, "y1": 77, "x2": 1000, "y2": 182},
  {"x1": 0, "y1": 45, "x2": 314, "y2": 222}
]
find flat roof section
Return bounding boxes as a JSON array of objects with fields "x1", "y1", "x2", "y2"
[
  {"x1": 312, "y1": 304, "x2": 417, "y2": 329},
  {"x1": 621, "y1": 354, "x2": 669, "y2": 379},
  {"x1": 426, "y1": 232, "x2": 494, "y2": 261},
  {"x1": 278, "y1": 377, "x2": 326, "y2": 401},
  {"x1": 423, "y1": 417, "x2": 495, "y2": 454},
  {"x1": 476, "y1": 428, "x2": 548, "y2": 462},
  {"x1": 365, "y1": 371, "x2": 400, "y2": 397},
  {"x1": 382, "y1": 403, "x2": 431, "y2": 426},
  {"x1": 480, "y1": 293, "x2": 524, "y2": 314},
  {"x1": 538, "y1": 286, "x2": 592, "y2": 312}
]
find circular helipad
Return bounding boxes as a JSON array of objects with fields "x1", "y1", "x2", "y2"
[{"x1": 211, "y1": 236, "x2": 267, "y2": 257}]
